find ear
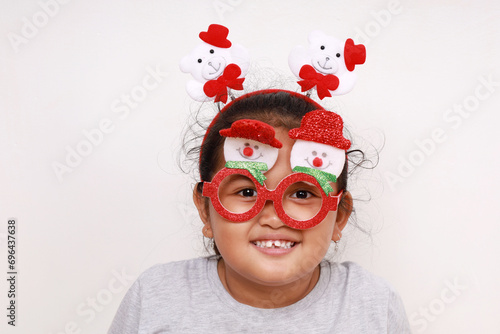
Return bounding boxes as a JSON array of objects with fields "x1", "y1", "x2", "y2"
[
  {"x1": 193, "y1": 183, "x2": 213, "y2": 238},
  {"x1": 332, "y1": 191, "x2": 353, "y2": 242}
]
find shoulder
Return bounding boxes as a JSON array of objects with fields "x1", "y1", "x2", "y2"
[
  {"x1": 327, "y1": 260, "x2": 397, "y2": 295},
  {"x1": 140, "y1": 256, "x2": 212, "y2": 277},
  {"x1": 129, "y1": 256, "x2": 219, "y2": 311},
  {"x1": 108, "y1": 257, "x2": 217, "y2": 334},
  {"x1": 323, "y1": 260, "x2": 410, "y2": 333}
]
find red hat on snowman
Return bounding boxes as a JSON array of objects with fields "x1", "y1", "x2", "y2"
[
  {"x1": 199, "y1": 24, "x2": 232, "y2": 48},
  {"x1": 289, "y1": 110, "x2": 351, "y2": 150},
  {"x1": 220, "y1": 119, "x2": 283, "y2": 148}
]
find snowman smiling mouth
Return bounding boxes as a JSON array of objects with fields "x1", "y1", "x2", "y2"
[
  {"x1": 237, "y1": 148, "x2": 263, "y2": 160},
  {"x1": 315, "y1": 60, "x2": 333, "y2": 73},
  {"x1": 305, "y1": 157, "x2": 332, "y2": 170},
  {"x1": 208, "y1": 61, "x2": 222, "y2": 75}
]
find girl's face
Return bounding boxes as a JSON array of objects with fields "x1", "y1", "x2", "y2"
[{"x1": 195, "y1": 126, "x2": 351, "y2": 291}]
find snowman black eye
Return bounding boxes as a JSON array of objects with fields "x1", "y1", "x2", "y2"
[
  {"x1": 322, "y1": 153, "x2": 327, "y2": 158},
  {"x1": 197, "y1": 59, "x2": 202, "y2": 63},
  {"x1": 254, "y1": 145, "x2": 259, "y2": 150},
  {"x1": 336, "y1": 53, "x2": 341, "y2": 58},
  {"x1": 312, "y1": 151, "x2": 317, "y2": 156},
  {"x1": 320, "y1": 45, "x2": 325, "y2": 50},
  {"x1": 210, "y1": 49, "x2": 214, "y2": 54},
  {"x1": 244, "y1": 143, "x2": 250, "y2": 146}
]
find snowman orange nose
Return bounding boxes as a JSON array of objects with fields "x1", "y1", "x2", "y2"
[
  {"x1": 313, "y1": 157, "x2": 323, "y2": 167},
  {"x1": 243, "y1": 147, "x2": 254, "y2": 157}
]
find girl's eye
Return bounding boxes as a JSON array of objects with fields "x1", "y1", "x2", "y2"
[
  {"x1": 336, "y1": 53, "x2": 341, "y2": 58},
  {"x1": 238, "y1": 189, "x2": 257, "y2": 197},
  {"x1": 291, "y1": 190, "x2": 312, "y2": 199},
  {"x1": 320, "y1": 45, "x2": 325, "y2": 50},
  {"x1": 210, "y1": 49, "x2": 214, "y2": 54},
  {"x1": 197, "y1": 59, "x2": 202, "y2": 63}
]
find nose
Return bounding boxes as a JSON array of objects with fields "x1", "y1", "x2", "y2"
[
  {"x1": 243, "y1": 147, "x2": 254, "y2": 157},
  {"x1": 313, "y1": 157, "x2": 323, "y2": 167},
  {"x1": 257, "y1": 201, "x2": 284, "y2": 229}
]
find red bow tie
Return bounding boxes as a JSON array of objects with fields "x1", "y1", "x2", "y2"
[
  {"x1": 297, "y1": 65, "x2": 339, "y2": 100},
  {"x1": 203, "y1": 64, "x2": 245, "y2": 103}
]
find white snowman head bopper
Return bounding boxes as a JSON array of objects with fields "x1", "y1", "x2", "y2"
[
  {"x1": 180, "y1": 25, "x2": 365, "y2": 103},
  {"x1": 288, "y1": 30, "x2": 366, "y2": 99},
  {"x1": 179, "y1": 24, "x2": 250, "y2": 103}
]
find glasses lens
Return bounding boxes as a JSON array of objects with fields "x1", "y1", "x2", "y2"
[
  {"x1": 282, "y1": 181, "x2": 323, "y2": 221},
  {"x1": 218, "y1": 173, "x2": 258, "y2": 215}
]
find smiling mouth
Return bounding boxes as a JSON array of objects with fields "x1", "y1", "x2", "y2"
[{"x1": 252, "y1": 240, "x2": 297, "y2": 249}]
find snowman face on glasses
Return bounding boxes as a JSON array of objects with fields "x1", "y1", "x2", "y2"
[
  {"x1": 290, "y1": 139, "x2": 346, "y2": 177},
  {"x1": 224, "y1": 137, "x2": 280, "y2": 170}
]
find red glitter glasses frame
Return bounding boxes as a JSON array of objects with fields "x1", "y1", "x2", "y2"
[{"x1": 202, "y1": 167, "x2": 343, "y2": 230}]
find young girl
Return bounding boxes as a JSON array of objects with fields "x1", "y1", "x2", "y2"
[{"x1": 108, "y1": 89, "x2": 410, "y2": 333}]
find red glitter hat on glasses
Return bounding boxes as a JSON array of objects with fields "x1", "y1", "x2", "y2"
[
  {"x1": 220, "y1": 119, "x2": 283, "y2": 148},
  {"x1": 288, "y1": 110, "x2": 351, "y2": 150}
]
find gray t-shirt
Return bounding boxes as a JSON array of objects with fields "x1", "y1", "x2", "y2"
[{"x1": 108, "y1": 256, "x2": 410, "y2": 333}]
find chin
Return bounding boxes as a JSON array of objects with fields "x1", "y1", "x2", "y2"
[{"x1": 251, "y1": 263, "x2": 315, "y2": 286}]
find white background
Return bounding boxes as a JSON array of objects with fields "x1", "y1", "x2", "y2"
[{"x1": 1, "y1": 0, "x2": 499, "y2": 333}]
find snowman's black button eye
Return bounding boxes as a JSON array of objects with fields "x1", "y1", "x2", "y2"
[
  {"x1": 254, "y1": 145, "x2": 259, "y2": 150},
  {"x1": 244, "y1": 143, "x2": 250, "y2": 146},
  {"x1": 336, "y1": 53, "x2": 341, "y2": 57},
  {"x1": 312, "y1": 151, "x2": 317, "y2": 156},
  {"x1": 322, "y1": 153, "x2": 327, "y2": 158},
  {"x1": 198, "y1": 59, "x2": 202, "y2": 63},
  {"x1": 320, "y1": 45, "x2": 325, "y2": 50},
  {"x1": 210, "y1": 49, "x2": 214, "y2": 54}
]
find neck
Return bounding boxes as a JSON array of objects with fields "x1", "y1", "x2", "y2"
[{"x1": 217, "y1": 258, "x2": 320, "y2": 309}]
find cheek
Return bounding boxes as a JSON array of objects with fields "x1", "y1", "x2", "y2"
[
  {"x1": 306, "y1": 212, "x2": 337, "y2": 245},
  {"x1": 208, "y1": 205, "x2": 248, "y2": 246}
]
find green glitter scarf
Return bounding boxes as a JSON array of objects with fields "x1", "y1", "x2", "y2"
[
  {"x1": 225, "y1": 161, "x2": 269, "y2": 185},
  {"x1": 292, "y1": 166, "x2": 337, "y2": 195}
]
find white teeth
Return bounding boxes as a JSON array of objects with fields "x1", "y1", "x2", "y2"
[{"x1": 253, "y1": 240, "x2": 296, "y2": 249}]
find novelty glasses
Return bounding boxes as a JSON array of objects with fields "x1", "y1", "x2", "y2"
[{"x1": 202, "y1": 167, "x2": 342, "y2": 230}]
